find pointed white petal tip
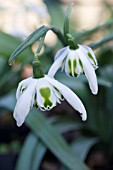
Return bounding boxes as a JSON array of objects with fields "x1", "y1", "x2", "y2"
[
  {"x1": 91, "y1": 81, "x2": 98, "y2": 95},
  {"x1": 92, "y1": 88, "x2": 98, "y2": 95},
  {"x1": 81, "y1": 113, "x2": 87, "y2": 121},
  {"x1": 45, "y1": 75, "x2": 87, "y2": 121},
  {"x1": 17, "y1": 121, "x2": 22, "y2": 127}
]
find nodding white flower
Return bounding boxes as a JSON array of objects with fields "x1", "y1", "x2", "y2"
[
  {"x1": 48, "y1": 45, "x2": 98, "y2": 95},
  {"x1": 14, "y1": 75, "x2": 87, "y2": 126}
]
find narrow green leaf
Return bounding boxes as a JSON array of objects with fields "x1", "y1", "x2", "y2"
[
  {"x1": 54, "y1": 116, "x2": 83, "y2": 133},
  {"x1": 89, "y1": 34, "x2": 113, "y2": 49},
  {"x1": 15, "y1": 133, "x2": 46, "y2": 170},
  {"x1": 26, "y1": 109, "x2": 89, "y2": 170},
  {"x1": 32, "y1": 141, "x2": 46, "y2": 170},
  {"x1": 71, "y1": 137, "x2": 98, "y2": 161},
  {"x1": 45, "y1": 0, "x2": 64, "y2": 29},
  {"x1": 9, "y1": 26, "x2": 49, "y2": 63},
  {"x1": 16, "y1": 117, "x2": 83, "y2": 170},
  {"x1": 63, "y1": 3, "x2": 74, "y2": 40},
  {"x1": 35, "y1": 36, "x2": 45, "y2": 55},
  {"x1": 98, "y1": 78, "x2": 112, "y2": 87},
  {"x1": 75, "y1": 19, "x2": 113, "y2": 40},
  {"x1": 16, "y1": 133, "x2": 37, "y2": 170}
]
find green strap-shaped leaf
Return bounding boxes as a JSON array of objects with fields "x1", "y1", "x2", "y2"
[
  {"x1": 71, "y1": 137, "x2": 98, "y2": 161},
  {"x1": 31, "y1": 141, "x2": 46, "y2": 170},
  {"x1": 15, "y1": 133, "x2": 46, "y2": 170},
  {"x1": 16, "y1": 116, "x2": 83, "y2": 170},
  {"x1": 60, "y1": 137, "x2": 98, "y2": 170},
  {"x1": 9, "y1": 26, "x2": 49, "y2": 63},
  {"x1": 26, "y1": 109, "x2": 89, "y2": 170},
  {"x1": 16, "y1": 133, "x2": 37, "y2": 170}
]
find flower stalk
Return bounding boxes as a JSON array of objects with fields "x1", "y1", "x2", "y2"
[{"x1": 66, "y1": 33, "x2": 78, "y2": 50}]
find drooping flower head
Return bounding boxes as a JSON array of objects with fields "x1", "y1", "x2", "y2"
[
  {"x1": 14, "y1": 75, "x2": 87, "y2": 126},
  {"x1": 48, "y1": 45, "x2": 98, "y2": 95}
]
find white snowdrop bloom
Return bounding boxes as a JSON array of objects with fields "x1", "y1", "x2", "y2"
[
  {"x1": 14, "y1": 75, "x2": 87, "y2": 126},
  {"x1": 48, "y1": 45, "x2": 98, "y2": 95}
]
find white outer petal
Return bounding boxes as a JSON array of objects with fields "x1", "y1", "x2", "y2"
[
  {"x1": 14, "y1": 81, "x2": 36, "y2": 127},
  {"x1": 78, "y1": 50, "x2": 98, "y2": 95},
  {"x1": 78, "y1": 44, "x2": 98, "y2": 68},
  {"x1": 54, "y1": 46, "x2": 69, "y2": 61},
  {"x1": 16, "y1": 77, "x2": 32, "y2": 100},
  {"x1": 48, "y1": 47, "x2": 69, "y2": 77},
  {"x1": 45, "y1": 75, "x2": 87, "y2": 121}
]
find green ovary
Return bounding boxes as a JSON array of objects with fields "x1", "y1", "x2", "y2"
[{"x1": 40, "y1": 87, "x2": 53, "y2": 108}]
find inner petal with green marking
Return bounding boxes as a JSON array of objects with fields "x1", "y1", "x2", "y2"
[{"x1": 39, "y1": 87, "x2": 53, "y2": 109}]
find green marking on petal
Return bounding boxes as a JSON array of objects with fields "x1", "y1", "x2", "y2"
[
  {"x1": 20, "y1": 86, "x2": 27, "y2": 93},
  {"x1": 88, "y1": 52, "x2": 96, "y2": 66},
  {"x1": 79, "y1": 59, "x2": 83, "y2": 69},
  {"x1": 74, "y1": 72, "x2": 78, "y2": 77},
  {"x1": 79, "y1": 59, "x2": 84, "y2": 73},
  {"x1": 68, "y1": 59, "x2": 71, "y2": 70},
  {"x1": 73, "y1": 59, "x2": 78, "y2": 77},
  {"x1": 40, "y1": 87, "x2": 53, "y2": 108},
  {"x1": 73, "y1": 59, "x2": 76, "y2": 69},
  {"x1": 61, "y1": 94, "x2": 64, "y2": 100},
  {"x1": 34, "y1": 94, "x2": 38, "y2": 108},
  {"x1": 68, "y1": 59, "x2": 73, "y2": 76},
  {"x1": 53, "y1": 87, "x2": 64, "y2": 100},
  {"x1": 69, "y1": 72, "x2": 73, "y2": 76}
]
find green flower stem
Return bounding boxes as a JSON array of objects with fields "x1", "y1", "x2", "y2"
[
  {"x1": 89, "y1": 33, "x2": 113, "y2": 49},
  {"x1": 76, "y1": 20, "x2": 113, "y2": 39},
  {"x1": 48, "y1": 26, "x2": 67, "y2": 46},
  {"x1": 32, "y1": 57, "x2": 44, "y2": 78}
]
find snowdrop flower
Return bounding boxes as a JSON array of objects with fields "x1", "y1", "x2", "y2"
[
  {"x1": 14, "y1": 75, "x2": 87, "y2": 126},
  {"x1": 48, "y1": 45, "x2": 98, "y2": 95}
]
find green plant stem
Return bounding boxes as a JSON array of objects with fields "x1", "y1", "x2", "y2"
[
  {"x1": 48, "y1": 26, "x2": 67, "y2": 46},
  {"x1": 89, "y1": 34, "x2": 113, "y2": 49},
  {"x1": 76, "y1": 20, "x2": 113, "y2": 39}
]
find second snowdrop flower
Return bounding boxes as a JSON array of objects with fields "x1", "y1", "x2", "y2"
[{"x1": 48, "y1": 45, "x2": 98, "y2": 95}]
